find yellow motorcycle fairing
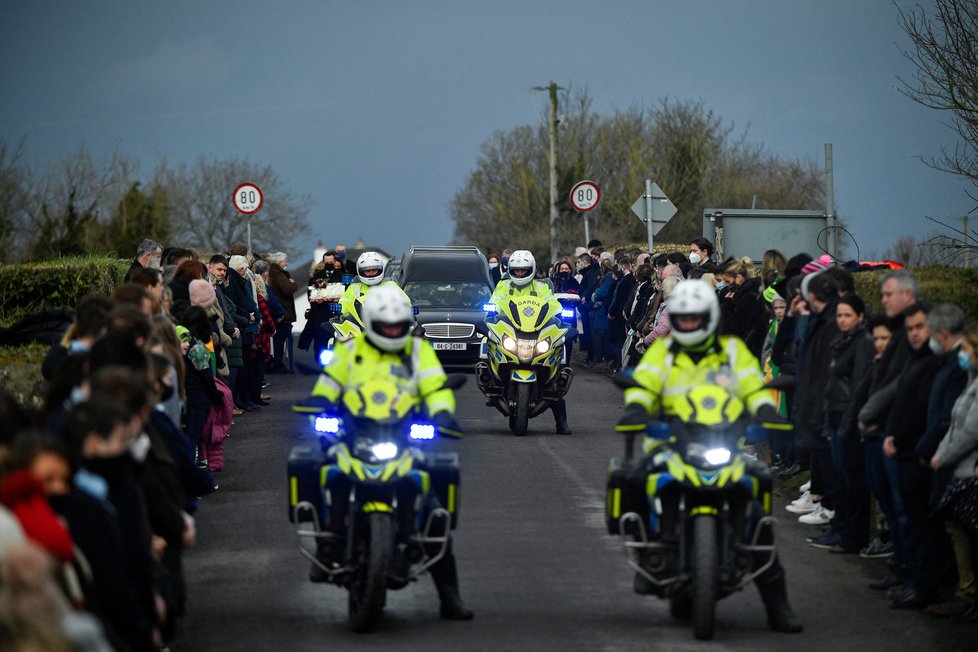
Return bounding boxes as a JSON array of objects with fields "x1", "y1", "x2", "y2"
[{"x1": 485, "y1": 294, "x2": 567, "y2": 382}]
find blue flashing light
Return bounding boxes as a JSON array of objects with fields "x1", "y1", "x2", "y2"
[
  {"x1": 328, "y1": 302, "x2": 343, "y2": 313},
  {"x1": 319, "y1": 349, "x2": 334, "y2": 366},
  {"x1": 483, "y1": 303, "x2": 497, "y2": 313},
  {"x1": 560, "y1": 309, "x2": 575, "y2": 318},
  {"x1": 314, "y1": 416, "x2": 340, "y2": 434},
  {"x1": 409, "y1": 423, "x2": 436, "y2": 440}
]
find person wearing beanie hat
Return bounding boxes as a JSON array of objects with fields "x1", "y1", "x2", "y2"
[
  {"x1": 189, "y1": 279, "x2": 217, "y2": 310},
  {"x1": 800, "y1": 254, "x2": 832, "y2": 276}
]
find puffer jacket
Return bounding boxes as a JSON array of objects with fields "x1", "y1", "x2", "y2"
[{"x1": 935, "y1": 373, "x2": 978, "y2": 479}]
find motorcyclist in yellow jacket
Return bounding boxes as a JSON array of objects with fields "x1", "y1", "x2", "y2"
[
  {"x1": 489, "y1": 249, "x2": 571, "y2": 433},
  {"x1": 295, "y1": 285, "x2": 472, "y2": 620},
  {"x1": 616, "y1": 279, "x2": 802, "y2": 634},
  {"x1": 338, "y1": 250, "x2": 401, "y2": 323}
]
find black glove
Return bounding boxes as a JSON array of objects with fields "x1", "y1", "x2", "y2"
[
  {"x1": 433, "y1": 411, "x2": 463, "y2": 438},
  {"x1": 616, "y1": 404, "x2": 650, "y2": 433},
  {"x1": 756, "y1": 404, "x2": 792, "y2": 429}
]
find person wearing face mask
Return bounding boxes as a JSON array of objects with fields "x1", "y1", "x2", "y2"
[
  {"x1": 334, "y1": 243, "x2": 357, "y2": 275},
  {"x1": 688, "y1": 237, "x2": 715, "y2": 271},
  {"x1": 126, "y1": 238, "x2": 163, "y2": 282},
  {"x1": 61, "y1": 394, "x2": 160, "y2": 652},
  {"x1": 487, "y1": 252, "x2": 502, "y2": 285},
  {"x1": 931, "y1": 328, "x2": 978, "y2": 623}
]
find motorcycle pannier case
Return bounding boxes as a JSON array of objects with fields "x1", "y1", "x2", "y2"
[
  {"x1": 287, "y1": 444, "x2": 326, "y2": 523},
  {"x1": 606, "y1": 457, "x2": 648, "y2": 535},
  {"x1": 428, "y1": 451, "x2": 461, "y2": 529}
]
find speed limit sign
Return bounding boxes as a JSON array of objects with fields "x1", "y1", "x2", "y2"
[
  {"x1": 233, "y1": 183, "x2": 263, "y2": 215},
  {"x1": 569, "y1": 180, "x2": 600, "y2": 212}
]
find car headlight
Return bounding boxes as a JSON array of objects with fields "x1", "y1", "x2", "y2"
[
  {"x1": 503, "y1": 336, "x2": 517, "y2": 351},
  {"x1": 536, "y1": 339, "x2": 551, "y2": 354}
]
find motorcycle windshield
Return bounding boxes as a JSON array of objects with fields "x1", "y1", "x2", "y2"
[{"x1": 502, "y1": 294, "x2": 559, "y2": 335}]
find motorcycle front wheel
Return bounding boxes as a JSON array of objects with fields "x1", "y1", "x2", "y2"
[
  {"x1": 348, "y1": 512, "x2": 391, "y2": 632},
  {"x1": 511, "y1": 382, "x2": 530, "y2": 436},
  {"x1": 691, "y1": 514, "x2": 718, "y2": 641}
]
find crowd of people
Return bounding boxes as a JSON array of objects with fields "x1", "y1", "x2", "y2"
[
  {"x1": 496, "y1": 238, "x2": 977, "y2": 624},
  {"x1": 0, "y1": 238, "x2": 303, "y2": 650}
]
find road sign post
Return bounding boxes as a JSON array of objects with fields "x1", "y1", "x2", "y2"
[
  {"x1": 570, "y1": 180, "x2": 601, "y2": 247},
  {"x1": 233, "y1": 183, "x2": 263, "y2": 253},
  {"x1": 630, "y1": 180, "x2": 677, "y2": 253}
]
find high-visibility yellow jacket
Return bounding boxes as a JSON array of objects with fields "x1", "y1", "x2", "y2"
[
  {"x1": 339, "y1": 280, "x2": 402, "y2": 323},
  {"x1": 311, "y1": 333, "x2": 456, "y2": 419},
  {"x1": 490, "y1": 278, "x2": 563, "y2": 318},
  {"x1": 623, "y1": 334, "x2": 774, "y2": 428}
]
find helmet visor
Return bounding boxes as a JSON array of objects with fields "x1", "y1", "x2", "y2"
[
  {"x1": 672, "y1": 313, "x2": 706, "y2": 333},
  {"x1": 374, "y1": 321, "x2": 412, "y2": 339},
  {"x1": 510, "y1": 266, "x2": 532, "y2": 279},
  {"x1": 359, "y1": 266, "x2": 382, "y2": 278}
]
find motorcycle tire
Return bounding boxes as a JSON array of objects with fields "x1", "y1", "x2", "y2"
[
  {"x1": 348, "y1": 512, "x2": 391, "y2": 632},
  {"x1": 511, "y1": 383, "x2": 530, "y2": 436},
  {"x1": 691, "y1": 514, "x2": 718, "y2": 641}
]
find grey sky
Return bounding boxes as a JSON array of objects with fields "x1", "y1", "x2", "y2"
[{"x1": 1, "y1": 0, "x2": 970, "y2": 262}]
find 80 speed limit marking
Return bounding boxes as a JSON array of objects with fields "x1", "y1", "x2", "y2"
[
  {"x1": 233, "y1": 183, "x2": 263, "y2": 215},
  {"x1": 569, "y1": 180, "x2": 600, "y2": 212}
]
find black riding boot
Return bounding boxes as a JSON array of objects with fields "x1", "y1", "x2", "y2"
[
  {"x1": 755, "y1": 568, "x2": 803, "y2": 633},
  {"x1": 428, "y1": 551, "x2": 474, "y2": 620},
  {"x1": 552, "y1": 399, "x2": 572, "y2": 435}
]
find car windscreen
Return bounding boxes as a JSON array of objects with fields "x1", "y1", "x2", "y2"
[{"x1": 403, "y1": 281, "x2": 491, "y2": 308}]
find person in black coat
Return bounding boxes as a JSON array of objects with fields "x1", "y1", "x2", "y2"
[
  {"x1": 881, "y1": 303, "x2": 946, "y2": 607},
  {"x1": 792, "y1": 273, "x2": 842, "y2": 523},
  {"x1": 606, "y1": 256, "x2": 635, "y2": 372},
  {"x1": 823, "y1": 294, "x2": 876, "y2": 552},
  {"x1": 718, "y1": 257, "x2": 767, "y2": 358},
  {"x1": 577, "y1": 250, "x2": 602, "y2": 364}
]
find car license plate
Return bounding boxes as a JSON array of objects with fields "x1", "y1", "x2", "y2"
[{"x1": 432, "y1": 342, "x2": 467, "y2": 351}]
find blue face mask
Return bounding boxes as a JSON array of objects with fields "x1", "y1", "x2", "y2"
[
  {"x1": 715, "y1": 281, "x2": 726, "y2": 290},
  {"x1": 336, "y1": 251, "x2": 346, "y2": 261},
  {"x1": 958, "y1": 349, "x2": 972, "y2": 372}
]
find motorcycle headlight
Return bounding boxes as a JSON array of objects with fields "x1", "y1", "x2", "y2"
[
  {"x1": 371, "y1": 442, "x2": 399, "y2": 461},
  {"x1": 314, "y1": 416, "x2": 340, "y2": 434},
  {"x1": 536, "y1": 339, "x2": 551, "y2": 354},
  {"x1": 503, "y1": 336, "x2": 518, "y2": 352},
  {"x1": 686, "y1": 442, "x2": 732, "y2": 468}
]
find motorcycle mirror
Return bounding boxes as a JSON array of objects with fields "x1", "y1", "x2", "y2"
[{"x1": 443, "y1": 374, "x2": 467, "y2": 391}]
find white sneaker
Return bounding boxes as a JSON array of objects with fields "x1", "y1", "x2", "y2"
[
  {"x1": 799, "y1": 480, "x2": 811, "y2": 493},
  {"x1": 798, "y1": 506, "x2": 835, "y2": 525},
  {"x1": 790, "y1": 490, "x2": 811, "y2": 506},
  {"x1": 785, "y1": 493, "x2": 819, "y2": 514}
]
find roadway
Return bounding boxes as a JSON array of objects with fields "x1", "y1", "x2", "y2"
[{"x1": 175, "y1": 350, "x2": 974, "y2": 651}]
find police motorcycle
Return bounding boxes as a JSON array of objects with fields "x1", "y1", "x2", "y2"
[
  {"x1": 288, "y1": 375, "x2": 464, "y2": 632},
  {"x1": 475, "y1": 293, "x2": 574, "y2": 436},
  {"x1": 606, "y1": 376, "x2": 789, "y2": 641}
]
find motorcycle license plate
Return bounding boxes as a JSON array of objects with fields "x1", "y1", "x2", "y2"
[{"x1": 432, "y1": 342, "x2": 466, "y2": 351}]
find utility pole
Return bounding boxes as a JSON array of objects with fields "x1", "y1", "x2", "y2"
[{"x1": 534, "y1": 81, "x2": 562, "y2": 264}]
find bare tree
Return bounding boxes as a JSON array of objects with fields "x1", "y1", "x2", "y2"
[
  {"x1": 450, "y1": 92, "x2": 825, "y2": 260},
  {"x1": 897, "y1": 0, "x2": 978, "y2": 197},
  {"x1": 0, "y1": 139, "x2": 32, "y2": 261},
  {"x1": 154, "y1": 156, "x2": 311, "y2": 253}
]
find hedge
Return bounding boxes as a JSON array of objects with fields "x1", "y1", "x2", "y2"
[
  {"x1": 0, "y1": 257, "x2": 130, "y2": 327},
  {"x1": 852, "y1": 267, "x2": 978, "y2": 325}
]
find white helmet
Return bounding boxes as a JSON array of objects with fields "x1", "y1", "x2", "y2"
[
  {"x1": 507, "y1": 250, "x2": 536, "y2": 287},
  {"x1": 357, "y1": 251, "x2": 386, "y2": 286},
  {"x1": 667, "y1": 280, "x2": 720, "y2": 347},
  {"x1": 362, "y1": 285, "x2": 415, "y2": 352}
]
